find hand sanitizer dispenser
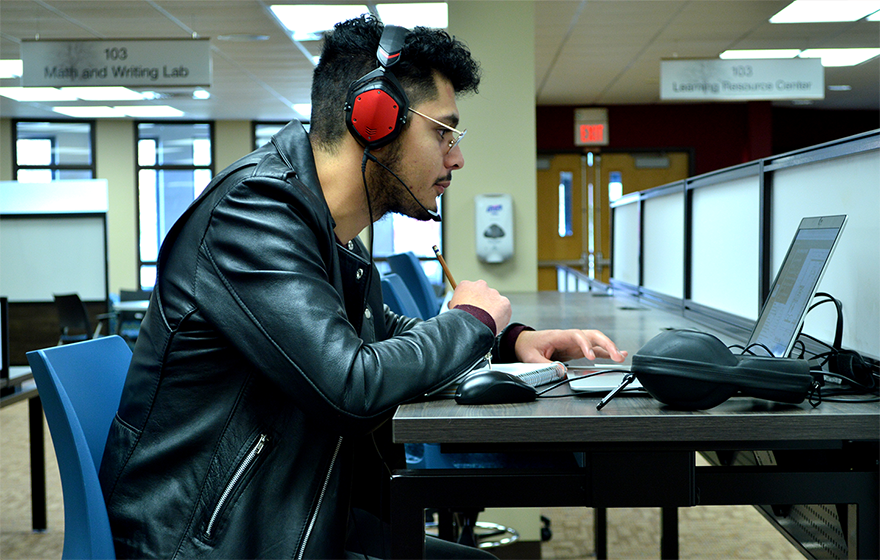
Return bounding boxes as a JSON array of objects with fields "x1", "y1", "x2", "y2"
[{"x1": 475, "y1": 193, "x2": 513, "y2": 263}]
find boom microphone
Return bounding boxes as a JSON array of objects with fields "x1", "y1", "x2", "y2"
[{"x1": 364, "y1": 149, "x2": 442, "y2": 222}]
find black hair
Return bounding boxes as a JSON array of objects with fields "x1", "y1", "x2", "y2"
[{"x1": 309, "y1": 14, "x2": 481, "y2": 149}]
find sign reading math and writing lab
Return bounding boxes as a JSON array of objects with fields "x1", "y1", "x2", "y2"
[
  {"x1": 660, "y1": 58, "x2": 824, "y2": 101},
  {"x1": 21, "y1": 39, "x2": 211, "y2": 88}
]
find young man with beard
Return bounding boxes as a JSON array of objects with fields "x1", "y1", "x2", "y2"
[{"x1": 99, "y1": 15, "x2": 626, "y2": 559}]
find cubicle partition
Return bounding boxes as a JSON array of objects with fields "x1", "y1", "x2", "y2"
[
  {"x1": 609, "y1": 130, "x2": 879, "y2": 360},
  {"x1": 602, "y1": 129, "x2": 880, "y2": 560}
]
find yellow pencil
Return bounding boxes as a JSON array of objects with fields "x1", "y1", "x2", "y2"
[{"x1": 432, "y1": 245, "x2": 457, "y2": 289}]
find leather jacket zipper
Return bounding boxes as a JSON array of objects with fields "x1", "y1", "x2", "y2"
[
  {"x1": 296, "y1": 436, "x2": 342, "y2": 560},
  {"x1": 205, "y1": 433, "x2": 268, "y2": 539}
]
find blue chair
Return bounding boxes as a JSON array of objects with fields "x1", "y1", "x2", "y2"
[
  {"x1": 26, "y1": 335, "x2": 132, "y2": 560},
  {"x1": 381, "y1": 273, "x2": 425, "y2": 319},
  {"x1": 386, "y1": 252, "x2": 443, "y2": 319}
]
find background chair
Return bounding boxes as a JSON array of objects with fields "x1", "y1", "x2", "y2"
[
  {"x1": 26, "y1": 335, "x2": 132, "y2": 560},
  {"x1": 116, "y1": 289, "x2": 150, "y2": 346},
  {"x1": 386, "y1": 252, "x2": 444, "y2": 319},
  {"x1": 53, "y1": 293, "x2": 107, "y2": 345},
  {"x1": 381, "y1": 273, "x2": 425, "y2": 319}
]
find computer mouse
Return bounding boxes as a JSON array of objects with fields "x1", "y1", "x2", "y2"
[{"x1": 454, "y1": 369, "x2": 538, "y2": 405}]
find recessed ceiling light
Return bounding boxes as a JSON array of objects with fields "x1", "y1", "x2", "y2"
[
  {"x1": 720, "y1": 49, "x2": 801, "y2": 59},
  {"x1": 0, "y1": 87, "x2": 78, "y2": 101},
  {"x1": 121, "y1": 106, "x2": 185, "y2": 117},
  {"x1": 60, "y1": 87, "x2": 146, "y2": 101},
  {"x1": 827, "y1": 85, "x2": 853, "y2": 91},
  {"x1": 799, "y1": 48, "x2": 880, "y2": 67},
  {"x1": 376, "y1": 3, "x2": 448, "y2": 28},
  {"x1": 770, "y1": 0, "x2": 880, "y2": 23},
  {"x1": 51, "y1": 105, "x2": 185, "y2": 118},
  {"x1": 192, "y1": 89, "x2": 211, "y2": 100},
  {"x1": 0, "y1": 59, "x2": 23, "y2": 79},
  {"x1": 270, "y1": 4, "x2": 369, "y2": 41},
  {"x1": 52, "y1": 106, "x2": 128, "y2": 118},
  {"x1": 217, "y1": 34, "x2": 270, "y2": 42}
]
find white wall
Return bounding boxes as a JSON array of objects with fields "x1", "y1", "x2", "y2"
[{"x1": 447, "y1": 1, "x2": 537, "y2": 292}]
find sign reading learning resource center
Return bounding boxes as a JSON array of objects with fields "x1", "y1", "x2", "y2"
[
  {"x1": 660, "y1": 58, "x2": 824, "y2": 101},
  {"x1": 21, "y1": 39, "x2": 211, "y2": 87}
]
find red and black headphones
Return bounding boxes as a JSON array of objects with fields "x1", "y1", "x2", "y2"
[{"x1": 344, "y1": 25, "x2": 410, "y2": 150}]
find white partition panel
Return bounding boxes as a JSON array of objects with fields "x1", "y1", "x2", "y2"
[
  {"x1": 612, "y1": 202, "x2": 640, "y2": 287},
  {"x1": 770, "y1": 149, "x2": 879, "y2": 356},
  {"x1": 643, "y1": 190, "x2": 684, "y2": 299},
  {"x1": 690, "y1": 176, "x2": 761, "y2": 319}
]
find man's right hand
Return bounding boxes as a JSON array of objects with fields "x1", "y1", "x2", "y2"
[{"x1": 448, "y1": 279, "x2": 511, "y2": 334}]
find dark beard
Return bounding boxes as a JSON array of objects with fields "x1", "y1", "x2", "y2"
[{"x1": 367, "y1": 143, "x2": 437, "y2": 222}]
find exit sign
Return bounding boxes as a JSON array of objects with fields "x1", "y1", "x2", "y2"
[{"x1": 574, "y1": 108, "x2": 609, "y2": 146}]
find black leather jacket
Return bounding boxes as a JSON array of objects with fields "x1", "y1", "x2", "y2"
[{"x1": 99, "y1": 121, "x2": 496, "y2": 559}]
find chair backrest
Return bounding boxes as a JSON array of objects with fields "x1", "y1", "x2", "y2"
[
  {"x1": 386, "y1": 252, "x2": 441, "y2": 319},
  {"x1": 27, "y1": 335, "x2": 132, "y2": 560},
  {"x1": 381, "y1": 273, "x2": 425, "y2": 319},
  {"x1": 54, "y1": 293, "x2": 93, "y2": 344}
]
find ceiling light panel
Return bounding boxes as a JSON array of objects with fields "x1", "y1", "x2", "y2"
[
  {"x1": 270, "y1": 4, "x2": 369, "y2": 41},
  {"x1": 800, "y1": 48, "x2": 880, "y2": 67},
  {"x1": 770, "y1": 0, "x2": 880, "y2": 23},
  {"x1": 376, "y1": 3, "x2": 448, "y2": 28},
  {"x1": 0, "y1": 87, "x2": 78, "y2": 102},
  {"x1": 60, "y1": 87, "x2": 146, "y2": 101},
  {"x1": 720, "y1": 49, "x2": 802, "y2": 59},
  {"x1": 0, "y1": 59, "x2": 23, "y2": 79}
]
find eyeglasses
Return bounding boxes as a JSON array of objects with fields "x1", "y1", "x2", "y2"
[{"x1": 408, "y1": 108, "x2": 467, "y2": 154}]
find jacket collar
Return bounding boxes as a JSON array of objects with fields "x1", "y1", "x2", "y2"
[{"x1": 270, "y1": 120, "x2": 334, "y2": 229}]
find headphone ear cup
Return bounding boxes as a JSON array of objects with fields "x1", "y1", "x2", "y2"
[
  {"x1": 345, "y1": 68, "x2": 408, "y2": 150},
  {"x1": 632, "y1": 330, "x2": 739, "y2": 410}
]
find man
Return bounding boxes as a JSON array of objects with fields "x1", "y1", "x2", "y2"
[{"x1": 100, "y1": 16, "x2": 626, "y2": 559}]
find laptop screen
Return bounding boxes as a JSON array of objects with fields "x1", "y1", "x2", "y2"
[{"x1": 747, "y1": 215, "x2": 847, "y2": 357}]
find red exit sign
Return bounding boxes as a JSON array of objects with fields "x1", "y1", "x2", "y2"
[
  {"x1": 574, "y1": 108, "x2": 609, "y2": 146},
  {"x1": 578, "y1": 124, "x2": 606, "y2": 144}
]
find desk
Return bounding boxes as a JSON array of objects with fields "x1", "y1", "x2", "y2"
[
  {"x1": 390, "y1": 292, "x2": 879, "y2": 559},
  {"x1": 1, "y1": 365, "x2": 46, "y2": 532}
]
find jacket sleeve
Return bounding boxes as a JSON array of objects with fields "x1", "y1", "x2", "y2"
[{"x1": 194, "y1": 175, "x2": 495, "y2": 432}]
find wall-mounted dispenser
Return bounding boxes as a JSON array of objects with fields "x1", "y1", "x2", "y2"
[{"x1": 475, "y1": 193, "x2": 513, "y2": 263}]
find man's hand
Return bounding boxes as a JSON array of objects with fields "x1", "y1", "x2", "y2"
[
  {"x1": 514, "y1": 328, "x2": 628, "y2": 364},
  {"x1": 447, "y1": 280, "x2": 511, "y2": 335}
]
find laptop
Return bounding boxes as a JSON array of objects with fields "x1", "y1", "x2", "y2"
[{"x1": 571, "y1": 214, "x2": 847, "y2": 393}]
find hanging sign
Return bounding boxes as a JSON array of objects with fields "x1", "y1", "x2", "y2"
[
  {"x1": 574, "y1": 108, "x2": 609, "y2": 146},
  {"x1": 21, "y1": 39, "x2": 211, "y2": 87},
  {"x1": 660, "y1": 58, "x2": 824, "y2": 101}
]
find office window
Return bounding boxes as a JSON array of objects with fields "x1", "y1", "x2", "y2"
[
  {"x1": 13, "y1": 121, "x2": 95, "y2": 182},
  {"x1": 372, "y1": 206, "x2": 444, "y2": 285},
  {"x1": 558, "y1": 171, "x2": 574, "y2": 237},
  {"x1": 253, "y1": 122, "x2": 293, "y2": 149},
  {"x1": 137, "y1": 122, "x2": 213, "y2": 289}
]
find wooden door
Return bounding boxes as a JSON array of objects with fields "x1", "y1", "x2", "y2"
[{"x1": 537, "y1": 152, "x2": 690, "y2": 290}]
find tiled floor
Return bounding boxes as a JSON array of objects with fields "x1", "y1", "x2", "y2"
[{"x1": 1, "y1": 401, "x2": 804, "y2": 559}]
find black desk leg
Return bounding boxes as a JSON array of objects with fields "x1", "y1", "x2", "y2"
[
  {"x1": 390, "y1": 475, "x2": 427, "y2": 559},
  {"x1": 29, "y1": 396, "x2": 47, "y2": 532},
  {"x1": 661, "y1": 507, "x2": 679, "y2": 559},
  {"x1": 594, "y1": 507, "x2": 607, "y2": 559}
]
